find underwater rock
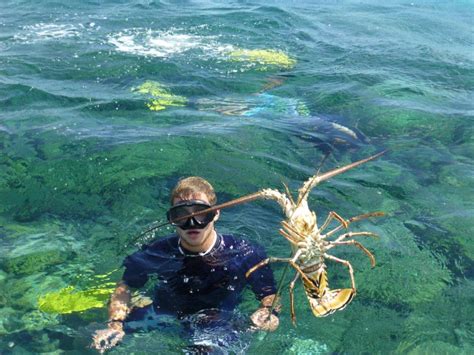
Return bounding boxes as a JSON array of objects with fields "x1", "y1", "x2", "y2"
[
  {"x1": 21, "y1": 310, "x2": 59, "y2": 332},
  {"x1": 1, "y1": 230, "x2": 80, "y2": 275},
  {"x1": 3, "y1": 249, "x2": 69, "y2": 275},
  {"x1": 24, "y1": 332, "x2": 60, "y2": 353},
  {"x1": 132, "y1": 81, "x2": 187, "y2": 111},
  {"x1": 228, "y1": 49, "x2": 296, "y2": 70},
  {"x1": 0, "y1": 307, "x2": 21, "y2": 335},
  {"x1": 6, "y1": 273, "x2": 66, "y2": 310}
]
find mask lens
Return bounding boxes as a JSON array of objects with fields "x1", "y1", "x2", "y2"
[{"x1": 167, "y1": 201, "x2": 216, "y2": 228}]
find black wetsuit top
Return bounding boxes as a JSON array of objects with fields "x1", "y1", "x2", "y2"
[{"x1": 122, "y1": 234, "x2": 276, "y2": 317}]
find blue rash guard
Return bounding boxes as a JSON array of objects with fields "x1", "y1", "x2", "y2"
[{"x1": 122, "y1": 233, "x2": 276, "y2": 318}]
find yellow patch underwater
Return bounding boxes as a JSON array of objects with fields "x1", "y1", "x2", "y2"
[
  {"x1": 38, "y1": 283, "x2": 115, "y2": 314},
  {"x1": 133, "y1": 81, "x2": 187, "y2": 111},
  {"x1": 229, "y1": 49, "x2": 296, "y2": 70}
]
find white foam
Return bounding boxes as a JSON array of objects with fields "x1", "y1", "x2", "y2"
[
  {"x1": 107, "y1": 28, "x2": 232, "y2": 58},
  {"x1": 14, "y1": 23, "x2": 79, "y2": 43}
]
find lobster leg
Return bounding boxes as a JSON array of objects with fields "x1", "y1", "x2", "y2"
[
  {"x1": 289, "y1": 272, "x2": 300, "y2": 325},
  {"x1": 334, "y1": 231, "x2": 378, "y2": 243},
  {"x1": 330, "y1": 240, "x2": 376, "y2": 267},
  {"x1": 246, "y1": 257, "x2": 315, "y2": 287},
  {"x1": 324, "y1": 211, "x2": 384, "y2": 238},
  {"x1": 318, "y1": 211, "x2": 349, "y2": 234},
  {"x1": 324, "y1": 253, "x2": 356, "y2": 291},
  {"x1": 282, "y1": 221, "x2": 309, "y2": 243},
  {"x1": 279, "y1": 228, "x2": 300, "y2": 246}
]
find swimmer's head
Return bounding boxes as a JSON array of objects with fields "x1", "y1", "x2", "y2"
[{"x1": 170, "y1": 176, "x2": 217, "y2": 206}]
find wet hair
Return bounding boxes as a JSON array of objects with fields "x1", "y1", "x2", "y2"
[{"x1": 170, "y1": 176, "x2": 217, "y2": 205}]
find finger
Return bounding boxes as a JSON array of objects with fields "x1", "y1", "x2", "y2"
[{"x1": 248, "y1": 325, "x2": 258, "y2": 333}]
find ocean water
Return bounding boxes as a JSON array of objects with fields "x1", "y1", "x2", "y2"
[{"x1": 1, "y1": 0, "x2": 473, "y2": 353}]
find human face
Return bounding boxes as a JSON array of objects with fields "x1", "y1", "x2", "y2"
[{"x1": 172, "y1": 193, "x2": 219, "y2": 253}]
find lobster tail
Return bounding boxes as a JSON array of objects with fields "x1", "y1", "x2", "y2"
[{"x1": 307, "y1": 288, "x2": 355, "y2": 317}]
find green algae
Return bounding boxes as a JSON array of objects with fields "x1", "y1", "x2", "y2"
[
  {"x1": 357, "y1": 220, "x2": 451, "y2": 307},
  {"x1": 182, "y1": 133, "x2": 293, "y2": 197},
  {"x1": 0, "y1": 269, "x2": 6, "y2": 283},
  {"x1": 407, "y1": 341, "x2": 470, "y2": 355},
  {"x1": 132, "y1": 81, "x2": 187, "y2": 111},
  {"x1": 38, "y1": 284, "x2": 115, "y2": 314},
  {"x1": 228, "y1": 49, "x2": 296, "y2": 70},
  {"x1": 340, "y1": 304, "x2": 405, "y2": 353},
  {"x1": 397, "y1": 280, "x2": 474, "y2": 353},
  {"x1": 1, "y1": 135, "x2": 189, "y2": 221},
  {"x1": 436, "y1": 213, "x2": 474, "y2": 275},
  {"x1": 360, "y1": 106, "x2": 463, "y2": 144},
  {"x1": 3, "y1": 249, "x2": 69, "y2": 275}
]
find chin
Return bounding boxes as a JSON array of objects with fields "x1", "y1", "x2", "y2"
[{"x1": 183, "y1": 232, "x2": 204, "y2": 243}]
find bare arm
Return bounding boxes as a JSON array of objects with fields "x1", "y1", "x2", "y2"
[
  {"x1": 91, "y1": 281, "x2": 132, "y2": 353},
  {"x1": 108, "y1": 281, "x2": 132, "y2": 323}
]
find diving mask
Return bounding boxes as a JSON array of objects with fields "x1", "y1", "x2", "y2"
[{"x1": 166, "y1": 200, "x2": 216, "y2": 230}]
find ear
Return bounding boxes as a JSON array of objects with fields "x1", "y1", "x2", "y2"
[{"x1": 213, "y1": 209, "x2": 220, "y2": 222}]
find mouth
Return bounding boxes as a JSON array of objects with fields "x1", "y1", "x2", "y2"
[{"x1": 186, "y1": 230, "x2": 201, "y2": 237}]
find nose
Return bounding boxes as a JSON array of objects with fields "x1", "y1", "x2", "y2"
[{"x1": 188, "y1": 217, "x2": 197, "y2": 227}]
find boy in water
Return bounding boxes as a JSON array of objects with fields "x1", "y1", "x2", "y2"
[{"x1": 92, "y1": 176, "x2": 280, "y2": 353}]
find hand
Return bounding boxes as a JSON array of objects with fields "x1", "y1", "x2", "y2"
[
  {"x1": 91, "y1": 322, "x2": 125, "y2": 353},
  {"x1": 250, "y1": 307, "x2": 279, "y2": 332}
]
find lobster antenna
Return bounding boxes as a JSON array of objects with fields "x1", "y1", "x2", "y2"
[
  {"x1": 296, "y1": 150, "x2": 386, "y2": 208},
  {"x1": 316, "y1": 151, "x2": 331, "y2": 176},
  {"x1": 295, "y1": 151, "x2": 331, "y2": 209}
]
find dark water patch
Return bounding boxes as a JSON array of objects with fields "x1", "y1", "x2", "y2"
[{"x1": 0, "y1": 83, "x2": 92, "y2": 112}]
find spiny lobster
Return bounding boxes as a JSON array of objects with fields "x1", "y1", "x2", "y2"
[{"x1": 245, "y1": 151, "x2": 385, "y2": 322}]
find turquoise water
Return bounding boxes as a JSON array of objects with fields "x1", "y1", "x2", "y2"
[{"x1": 1, "y1": 0, "x2": 473, "y2": 353}]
